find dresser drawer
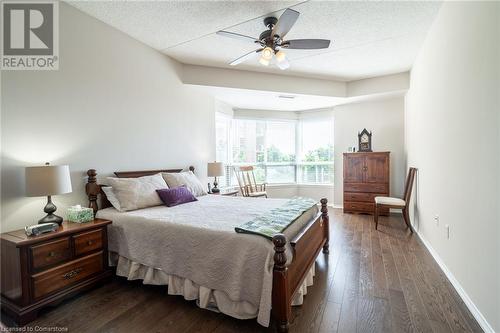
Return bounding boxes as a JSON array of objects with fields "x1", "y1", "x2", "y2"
[
  {"x1": 30, "y1": 238, "x2": 71, "y2": 270},
  {"x1": 344, "y1": 202, "x2": 374, "y2": 213},
  {"x1": 344, "y1": 183, "x2": 388, "y2": 193},
  {"x1": 73, "y1": 229, "x2": 103, "y2": 256},
  {"x1": 344, "y1": 192, "x2": 385, "y2": 203},
  {"x1": 31, "y1": 252, "x2": 103, "y2": 299}
]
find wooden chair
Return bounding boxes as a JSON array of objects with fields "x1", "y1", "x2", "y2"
[
  {"x1": 233, "y1": 166, "x2": 267, "y2": 198},
  {"x1": 374, "y1": 167, "x2": 417, "y2": 232}
]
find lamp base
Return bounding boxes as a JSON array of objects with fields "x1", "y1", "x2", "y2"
[
  {"x1": 39, "y1": 195, "x2": 63, "y2": 225},
  {"x1": 38, "y1": 213, "x2": 63, "y2": 225},
  {"x1": 211, "y1": 178, "x2": 220, "y2": 193}
]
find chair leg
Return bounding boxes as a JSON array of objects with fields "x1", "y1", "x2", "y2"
[
  {"x1": 374, "y1": 205, "x2": 379, "y2": 230},
  {"x1": 402, "y1": 208, "x2": 413, "y2": 233}
]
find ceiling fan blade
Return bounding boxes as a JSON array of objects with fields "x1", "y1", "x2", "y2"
[
  {"x1": 282, "y1": 39, "x2": 331, "y2": 49},
  {"x1": 272, "y1": 8, "x2": 300, "y2": 39},
  {"x1": 229, "y1": 48, "x2": 263, "y2": 66},
  {"x1": 216, "y1": 30, "x2": 260, "y2": 44}
]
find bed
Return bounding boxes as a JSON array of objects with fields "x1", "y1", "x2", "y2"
[{"x1": 85, "y1": 167, "x2": 329, "y2": 332}]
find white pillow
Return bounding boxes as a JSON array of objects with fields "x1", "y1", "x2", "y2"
[
  {"x1": 162, "y1": 171, "x2": 207, "y2": 197},
  {"x1": 106, "y1": 173, "x2": 168, "y2": 211},
  {"x1": 101, "y1": 186, "x2": 121, "y2": 211}
]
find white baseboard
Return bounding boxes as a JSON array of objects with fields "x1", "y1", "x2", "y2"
[
  {"x1": 414, "y1": 228, "x2": 495, "y2": 333},
  {"x1": 332, "y1": 204, "x2": 343, "y2": 209}
]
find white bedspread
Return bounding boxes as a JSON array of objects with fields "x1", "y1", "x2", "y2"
[{"x1": 97, "y1": 195, "x2": 318, "y2": 326}]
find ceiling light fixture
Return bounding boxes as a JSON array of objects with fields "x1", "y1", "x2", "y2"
[
  {"x1": 275, "y1": 50, "x2": 286, "y2": 62},
  {"x1": 277, "y1": 60, "x2": 290, "y2": 70},
  {"x1": 275, "y1": 50, "x2": 290, "y2": 70},
  {"x1": 261, "y1": 47, "x2": 273, "y2": 60},
  {"x1": 259, "y1": 57, "x2": 270, "y2": 66}
]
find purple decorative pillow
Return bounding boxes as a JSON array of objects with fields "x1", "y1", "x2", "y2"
[{"x1": 156, "y1": 185, "x2": 197, "y2": 207}]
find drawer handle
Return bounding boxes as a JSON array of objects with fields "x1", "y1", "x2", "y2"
[
  {"x1": 63, "y1": 268, "x2": 82, "y2": 280},
  {"x1": 47, "y1": 251, "x2": 56, "y2": 258},
  {"x1": 87, "y1": 240, "x2": 94, "y2": 246}
]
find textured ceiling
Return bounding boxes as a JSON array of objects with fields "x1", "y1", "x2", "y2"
[{"x1": 69, "y1": 1, "x2": 441, "y2": 81}]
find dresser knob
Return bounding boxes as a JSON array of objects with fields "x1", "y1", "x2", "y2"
[
  {"x1": 87, "y1": 240, "x2": 94, "y2": 246},
  {"x1": 47, "y1": 251, "x2": 56, "y2": 258}
]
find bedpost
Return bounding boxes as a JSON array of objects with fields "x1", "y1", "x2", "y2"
[
  {"x1": 86, "y1": 169, "x2": 100, "y2": 216},
  {"x1": 272, "y1": 233, "x2": 290, "y2": 333},
  {"x1": 189, "y1": 166, "x2": 195, "y2": 173},
  {"x1": 320, "y1": 198, "x2": 330, "y2": 254}
]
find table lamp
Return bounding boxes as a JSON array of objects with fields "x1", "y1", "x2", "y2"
[
  {"x1": 25, "y1": 163, "x2": 72, "y2": 225},
  {"x1": 207, "y1": 162, "x2": 224, "y2": 193}
]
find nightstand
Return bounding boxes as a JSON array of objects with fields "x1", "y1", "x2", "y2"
[
  {"x1": 0, "y1": 219, "x2": 112, "y2": 324},
  {"x1": 209, "y1": 189, "x2": 239, "y2": 196}
]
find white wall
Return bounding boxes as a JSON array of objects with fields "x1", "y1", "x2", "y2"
[
  {"x1": 333, "y1": 97, "x2": 406, "y2": 206},
  {"x1": 1, "y1": 3, "x2": 215, "y2": 232},
  {"x1": 405, "y1": 2, "x2": 499, "y2": 331}
]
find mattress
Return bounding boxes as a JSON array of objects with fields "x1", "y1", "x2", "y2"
[{"x1": 96, "y1": 195, "x2": 319, "y2": 326}]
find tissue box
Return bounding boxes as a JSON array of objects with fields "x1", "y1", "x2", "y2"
[{"x1": 67, "y1": 205, "x2": 94, "y2": 223}]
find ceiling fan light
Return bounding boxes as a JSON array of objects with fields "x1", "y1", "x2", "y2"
[
  {"x1": 275, "y1": 50, "x2": 286, "y2": 63},
  {"x1": 277, "y1": 56, "x2": 290, "y2": 70},
  {"x1": 259, "y1": 56, "x2": 270, "y2": 66},
  {"x1": 261, "y1": 47, "x2": 273, "y2": 60}
]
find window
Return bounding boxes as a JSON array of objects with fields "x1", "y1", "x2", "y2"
[
  {"x1": 215, "y1": 112, "x2": 334, "y2": 185},
  {"x1": 298, "y1": 119, "x2": 334, "y2": 184}
]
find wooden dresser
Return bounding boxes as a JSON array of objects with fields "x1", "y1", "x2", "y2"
[
  {"x1": 343, "y1": 152, "x2": 390, "y2": 214},
  {"x1": 1, "y1": 219, "x2": 112, "y2": 324}
]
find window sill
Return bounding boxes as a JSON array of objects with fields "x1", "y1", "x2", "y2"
[
  {"x1": 269, "y1": 183, "x2": 333, "y2": 188},
  {"x1": 297, "y1": 183, "x2": 333, "y2": 187},
  {"x1": 223, "y1": 183, "x2": 334, "y2": 190}
]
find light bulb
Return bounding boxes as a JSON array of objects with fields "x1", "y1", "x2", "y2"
[
  {"x1": 259, "y1": 56, "x2": 270, "y2": 66},
  {"x1": 275, "y1": 50, "x2": 286, "y2": 63},
  {"x1": 277, "y1": 54, "x2": 290, "y2": 70},
  {"x1": 261, "y1": 47, "x2": 273, "y2": 60}
]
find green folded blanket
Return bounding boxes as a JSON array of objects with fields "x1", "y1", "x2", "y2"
[{"x1": 235, "y1": 197, "x2": 318, "y2": 240}]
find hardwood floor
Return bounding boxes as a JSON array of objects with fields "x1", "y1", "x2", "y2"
[{"x1": 1, "y1": 210, "x2": 483, "y2": 332}]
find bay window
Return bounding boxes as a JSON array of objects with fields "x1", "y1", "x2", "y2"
[{"x1": 216, "y1": 113, "x2": 333, "y2": 186}]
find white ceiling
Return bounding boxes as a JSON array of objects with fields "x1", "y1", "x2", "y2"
[
  {"x1": 213, "y1": 87, "x2": 344, "y2": 111},
  {"x1": 209, "y1": 86, "x2": 406, "y2": 112},
  {"x1": 69, "y1": 1, "x2": 442, "y2": 81}
]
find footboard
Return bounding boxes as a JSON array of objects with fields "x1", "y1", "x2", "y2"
[{"x1": 272, "y1": 198, "x2": 329, "y2": 332}]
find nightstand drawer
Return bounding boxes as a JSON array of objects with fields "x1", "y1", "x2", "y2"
[
  {"x1": 73, "y1": 229, "x2": 103, "y2": 256},
  {"x1": 30, "y1": 238, "x2": 71, "y2": 270},
  {"x1": 32, "y1": 252, "x2": 103, "y2": 299}
]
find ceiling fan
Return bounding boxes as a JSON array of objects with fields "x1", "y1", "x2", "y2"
[{"x1": 217, "y1": 8, "x2": 330, "y2": 70}]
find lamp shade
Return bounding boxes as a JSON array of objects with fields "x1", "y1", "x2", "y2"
[
  {"x1": 207, "y1": 162, "x2": 224, "y2": 177},
  {"x1": 25, "y1": 164, "x2": 72, "y2": 197}
]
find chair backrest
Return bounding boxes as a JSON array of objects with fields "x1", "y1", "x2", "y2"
[
  {"x1": 233, "y1": 166, "x2": 258, "y2": 197},
  {"x1": 403, "y1": 167, "x2": 418, "y2": 203}
]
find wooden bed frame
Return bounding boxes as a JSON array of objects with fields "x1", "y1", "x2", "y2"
[{"x1": 85, "y1": 166, "x2": 329, "y2": 332}]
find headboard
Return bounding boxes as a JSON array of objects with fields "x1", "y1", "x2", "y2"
[{"x1": 86, "y1": 166, "x2": 195, "y2": 215}]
